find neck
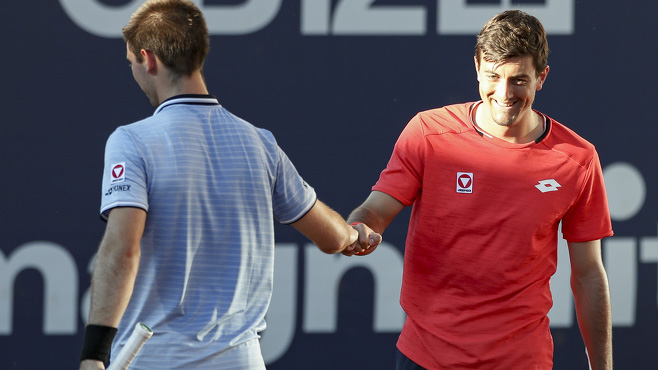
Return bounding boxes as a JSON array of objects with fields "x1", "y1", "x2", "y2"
[
  {"x1": 474, "y1": 104, "x2": 544, "y2": 144},
  {"x1": 155, "y1": 70, "x2": 209, "y2": 105}
]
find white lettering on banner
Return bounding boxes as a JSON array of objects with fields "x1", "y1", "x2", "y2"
[
  {"x1": 0, "y1": 241, "x2": 78, "y2": 334},
  {"x1": 0, "y1": 162, "x2": 656, "y2": 365},
  {"x1": 302, "y1": 242, "x2": 405, "y2": 333},
  {"x1": 196, "y1": 0, "x2": 282, "y2": 35},
  {"x1": 641, "y1": 228, "x2": 658, "y2": 308},
  {"x1": 301, "y1": 0, "x2": 425, "y2": 35},
  {"x1": 603, "y1": 162, "x2": 655, "y2": 326},
  {"x1": 80, "y1": 254, "x2": 94, "y2": 326},
  {"x1": 603, "y1": 162, "x2": 646, "y2": 221},
  {"x1": 58, "y1": 0, "x2": 140, "y2": 38},
  {"x1": 547, "y1": 162, "x2": 656, "y2": 328},
  {"x1": 438, "y1": 0, "x2": 575, "y2": 35},
  {"x1": 60, "y1": 0, "x2": 576, "y2": 37},
  {"x1": 604, "y1": 238, "x2": 637, "y2": 326},
  {"x1": 548, "y1": 231, "x2": 641, "y2": 328},
  {"x1": 58, "y1": 0, "x2": 282, "y2": 38},
  {"x1": 261, "y1": 242, "x2": 404, "y2": 364}
]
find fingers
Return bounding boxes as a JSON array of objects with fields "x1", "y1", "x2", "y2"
[
  {"x1": 341, "y1": 242, "x2": 359, "y2": 256},
  {"x1": 369, "y1": 233, "x2": 382, "y2": 246},
  {"x1": 349, "y1": 227, "x2": 359, "y2": 245},
  {"x1": 344, "y1": 223, "x2": 382, "y2": 256}
]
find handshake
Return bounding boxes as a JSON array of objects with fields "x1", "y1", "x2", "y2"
[{"x1": 342, "y1": 222, "x2": 382, "y2": 257}]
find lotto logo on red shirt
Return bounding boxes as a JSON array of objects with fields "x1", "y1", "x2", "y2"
[
  {"x1": 110, "y1": 162, "x2": 126, "y2": 184},
  {"x1": 456, "y1": 172, "x2": 473, "y2": 193}
]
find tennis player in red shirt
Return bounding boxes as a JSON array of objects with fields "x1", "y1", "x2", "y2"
[{"x1": 348, "y1": 10, "x2": 613, "y2": 370}]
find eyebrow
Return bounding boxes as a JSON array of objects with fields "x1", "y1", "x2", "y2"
[{"x1": 484, "y1": 68, "x2": 530, "y2": 79}]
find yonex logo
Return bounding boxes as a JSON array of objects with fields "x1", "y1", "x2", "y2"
[
  {"x1": 456, "y1": 172, "x2": 473, "y2": 193},
  {"x1": 110, "y1": 162, "x2": 125, "y2": 184},
  {"x1": 105, "y1": 184, "x2": 131, "y2": 196},
  {"x1": 535, "y1": 179, "x2": 561, "y2": 193}
]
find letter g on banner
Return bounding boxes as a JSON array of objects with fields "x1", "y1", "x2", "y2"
[{"x1": 59, "y1": 0, "x2": 282, "y2": 38}]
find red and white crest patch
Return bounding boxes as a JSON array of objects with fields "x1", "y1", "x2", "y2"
[
  {"x1": 456, "y1": 172, "x2": 473, "y2": 193},
  {"x1": 110, "y1": 162, "x2": 126, "y2": 184}
]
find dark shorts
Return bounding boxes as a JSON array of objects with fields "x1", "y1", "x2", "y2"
[{"x1": 396, "y1": 348, "x2": 426, "y2": 370}]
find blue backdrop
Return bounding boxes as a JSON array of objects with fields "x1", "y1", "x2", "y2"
[{"x1": 1, "y1": 1, "x2": 656, "y2": 369}]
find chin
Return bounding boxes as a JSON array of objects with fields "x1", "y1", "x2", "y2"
[{"x1": 492, "y1": 114, "x2": 518, "y2": 127}]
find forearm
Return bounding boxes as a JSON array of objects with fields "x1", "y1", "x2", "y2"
[
  {"x1": 87, "y1": 208, "x2": 145, "y2": 326},
  {"x1": 346, "y1": 191, "x2": 404, "y2": 235},
  {"x1": 88, "y1": 241, "x2": 141, "y2": 326},
  {"x1": 572, "y1": 266, "x2": 613, "y2": 370},
  {"x1": 80, "y1": 239, "x2": 140, "y2": 369},
  {"x1": 347, "y1": 204, "x2": 392, "y2": 235},
  {"x1": 347, "y1": 206, "x2": 384, "y2": 233},
  {"x1": 311, "y1": 203, "x2": 357, "y2": 253},
  {"x1": 80, "y1": 208, "x2": 145, "y2": 368},
  {"x1": 292, "y1": 200, "x2": 357, "y2": 254}
]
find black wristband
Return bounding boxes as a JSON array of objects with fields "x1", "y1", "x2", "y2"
[{"x1": 80, "y1": 324, "x2": 118, "y2": 362}]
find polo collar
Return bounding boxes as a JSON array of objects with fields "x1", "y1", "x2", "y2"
[{"x1": 154, "y1": 94, "x2": 220, "y2": 115}]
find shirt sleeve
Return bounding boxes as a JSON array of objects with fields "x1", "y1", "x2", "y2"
[
  {"x1": 271, "y1": 145, "x2": 317, "y2": 225},
  {"x1": 100, "y1": 127, "x2": 149, "y2": 220},
  {"x1": 561, "y1": 149, "x2": 614, "y2": 242},
  {"x1": 372, "y1": 114, "x2": 426, "y2": 206}
]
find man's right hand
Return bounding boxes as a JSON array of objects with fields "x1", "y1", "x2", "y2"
[{"x1": 342, "y1": 222, "x2": 382, "y2": 256}]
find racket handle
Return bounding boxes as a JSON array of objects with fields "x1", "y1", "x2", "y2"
[{"x1": 107, "y1": 323, "x2": 153, "y2": 370}]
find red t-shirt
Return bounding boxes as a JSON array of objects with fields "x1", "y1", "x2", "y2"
[{"x1": 373, "y1": 102, "x2": 613, "y2": 369}]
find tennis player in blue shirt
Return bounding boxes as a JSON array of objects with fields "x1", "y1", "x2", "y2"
[{"x1": 78, "y1": 1, "x2": 380, "y2": 369}]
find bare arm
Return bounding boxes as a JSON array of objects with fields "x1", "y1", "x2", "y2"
[
  {"x1": 568, "y1": 240, "x2": 613, "y2": 370},
  {"x1": 292, "y1": 200, "x2": 358, "y2": 254},
  {"x1": 343, "y1": 191, "x2": 405, "y2": 256},
  {"x1": 80, "y1": 207, "x2": 146, "y2": 370}
]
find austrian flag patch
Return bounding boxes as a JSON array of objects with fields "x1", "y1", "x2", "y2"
[
  {"x1": 110, "y1": 162, "x2": 126, "y2": 184},
  {"x1": 456, "y1": 172, "x2": 473, "y2": 193}
]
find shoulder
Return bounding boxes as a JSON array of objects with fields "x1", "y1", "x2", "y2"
[
  {"x1": 412, "y1": 102, "x2": 475, "y2": 136},
  {"x1": 217, "y1": 107, "x2": 279, "y2": 148},
  {"x1": 106, "y1": 116, "x2": 156, "y2": 148},
  {"x1": 542, "y1": 115, "x2": 599, "y2": 168}
]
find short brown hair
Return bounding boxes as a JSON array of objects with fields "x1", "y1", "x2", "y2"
[
  {"x1": 475, "y1": 10, "x2": 549, "y2": 75},
  {"x1": 123, "y1": 0, "x2": 209, "y2": 77}
]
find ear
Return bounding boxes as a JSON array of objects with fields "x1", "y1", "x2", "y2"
[
  {"x1": 536, "y1": 65, "x2": 550, "y2": 91},
  {"x1": 474, "y1": 56, "x2": 481, "y2": 81},
  {"x1": 140, "y1": 49, "x2": 158, "y2": 75}
]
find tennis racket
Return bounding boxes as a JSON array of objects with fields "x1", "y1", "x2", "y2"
[{"x1": 107, "y1": 323, "x2": 153, "y2": 370}]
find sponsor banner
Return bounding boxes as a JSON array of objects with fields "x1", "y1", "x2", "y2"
[{"x1": 1, "y1": 1, "x2": 656, "y2": 369}]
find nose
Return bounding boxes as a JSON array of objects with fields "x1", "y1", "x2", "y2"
[{"x1": 494, "y1": 80, "x2": 514, "y2": 101}]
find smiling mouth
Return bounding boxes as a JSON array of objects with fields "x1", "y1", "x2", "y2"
[{"x1": 493, "y1": 99, "x2": 516, "y2": 108}]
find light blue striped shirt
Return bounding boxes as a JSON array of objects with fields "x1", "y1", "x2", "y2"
[{"x1": 100, "y1": 95, "x2": 316, "y2": 369}]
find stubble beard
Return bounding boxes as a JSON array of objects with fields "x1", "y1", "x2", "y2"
[{"x1": 491, "y1": 110, "x2": 519, "y2": 127}]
